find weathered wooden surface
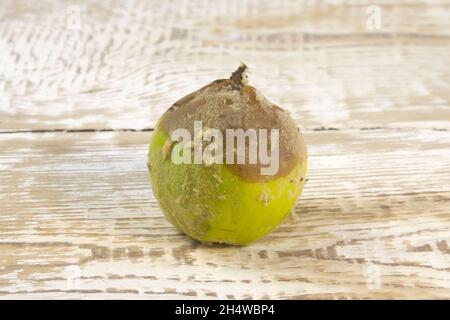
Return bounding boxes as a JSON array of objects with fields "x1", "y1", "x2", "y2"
[
  {"x1": 0, "y1": 0, "x2": 449, "y2": 131},
  {"x1": 0, "y1": 130, "x2": 449, "y2": 299},
  {"x1": 0, "y1": 0, "x2": 450, "y2": 299}
]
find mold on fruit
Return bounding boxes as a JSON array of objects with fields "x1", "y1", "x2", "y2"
[{"x1": 148, "y1": 63, "x2": 307, "y2": 245}]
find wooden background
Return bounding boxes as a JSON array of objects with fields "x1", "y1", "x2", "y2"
[{"x1": 0, "y1": 0, "x2": 449, "y2": 299}]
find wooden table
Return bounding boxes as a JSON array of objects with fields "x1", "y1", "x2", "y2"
[{"x1": 1, "y1": 0, "x2": 449, "y2": 299}]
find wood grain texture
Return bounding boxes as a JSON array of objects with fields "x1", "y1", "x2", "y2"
[
  {"x1": 0, "y1": 0, "x2": 450, "y2": 131},
  {"x1": 1, "y1": 130, "x2": 449, "y2": 299},
  {"x1": 1, "y1": 0, "x2": 450, "y2": 300}
]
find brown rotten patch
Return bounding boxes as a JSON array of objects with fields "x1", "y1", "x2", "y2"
[{"x1": 157, "y1": 64, "x2": 307, "y2": 182}]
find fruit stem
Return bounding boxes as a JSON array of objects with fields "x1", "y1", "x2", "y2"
[{"x1": 230, "y1": 62, "x2": 248, "y2": 88}]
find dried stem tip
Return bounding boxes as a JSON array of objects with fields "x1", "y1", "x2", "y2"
[{"x1": 230, "y1": 63, "x2": 248, "y2": 88}]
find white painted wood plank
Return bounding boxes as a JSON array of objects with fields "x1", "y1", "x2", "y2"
[
  {"x1": 0, "y1": 0, "x2": 449, "y2": 131},
  {"x1": 0, "y1": 129, "x2": 449, "y2": 299}
]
